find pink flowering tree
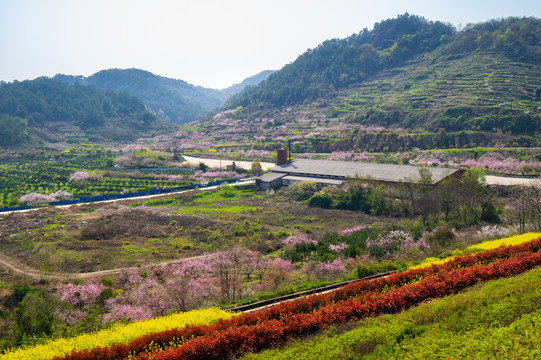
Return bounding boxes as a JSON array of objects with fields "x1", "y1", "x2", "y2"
[
  {"x1": 20, "y1": 190, "x2": 73, "y2": 205},
  {"x1": 69, "y1": 171, "x2": 100, "y2": 183},
  {"x1": 283, "y1": 234, "x2": 317, "y2": 248},
  {"x1": 305, "y1": 258, "x2": 347, "y2": 281},
  {"x1": 367, "y1": 230, "x2": 429, "y2": 260},
  {"x1": 208, "y1": 248, "x2": 259, "y2": 302},
  {"x1": 56, "y1": 278, "x2": 110, "y2": 327},
  {"x1": 252, "y1": 256, "x2": 273, "y2": 283},
  {"x1": 19, "y1": 192, "x2": 52, "y2": 206},
  {"x1": 165, "y1": 258, "x2": 218, "y2": 311},
  {"x1": 50, "y1": 190, "x2": 74, "y2": 201},
  {"x1": 329, "y1": 243, "x2": 349, "y2": 253},
  {"x1": 57, "y1": 278, "x2": 107, "y2": 309},
  {"x1": 339, "y1": 225, "x2": 369, "y2": 236},
  {"x1": 103, "y1": 304, "x2": 152, "y2": 323},
  {"x1": 261, "y1": 258, "x2": 294, "y2": 291},
  {"x1": 106, "y1": 267, "x2": 179, "y2": 319}
]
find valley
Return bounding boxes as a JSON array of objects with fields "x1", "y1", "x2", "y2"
[{"x1": 0, "y1": 13, "x2": 540, "y2": 360}]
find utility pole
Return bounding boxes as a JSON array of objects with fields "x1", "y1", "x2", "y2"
[{"x1": 288, "y1": 139, "x2": 292, "y2": 163}]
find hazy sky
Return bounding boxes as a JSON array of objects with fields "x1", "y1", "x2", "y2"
[{"x1": 1, "y1": 0, "x2": 540, "y2": 89}]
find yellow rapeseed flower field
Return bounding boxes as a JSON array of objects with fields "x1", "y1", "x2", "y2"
[
  {"x1": 465, "y1": 232, "x2": 541, "y2": 251},
  {"x1": 410, "y1": 232, "x2": 541, "y2": 270},
  {"x1": 1, "y1": 307, "x2": 235, "y2": 360}
]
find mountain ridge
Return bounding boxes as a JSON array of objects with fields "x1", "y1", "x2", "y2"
[
  {"x1": 54, "y1": 68, "x2": 275, "y2": 124},
  {"x1": 197, "y1": 15, "x2": 540, "y2": 150},
  {"x1": 0, "y1": 77, "x2": 164, "y2": 145}
]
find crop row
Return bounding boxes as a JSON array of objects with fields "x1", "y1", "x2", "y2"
[
  {"x1": 1, "y1": 308, "x2": 234, "y2": 360},
  {"x1": 53, "y1": 237, "x2": 541, "y2": 360}
]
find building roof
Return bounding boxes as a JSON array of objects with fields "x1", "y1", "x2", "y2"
[
  {"x1": 258, "y1": 172, "x2": 287, "y2": 182},
  {"x1": 272, "y1": 159, "x2": 460, "y2": 185},
  {"x1": 282, "y1": 175, "x2": 344, "y2": 185}
]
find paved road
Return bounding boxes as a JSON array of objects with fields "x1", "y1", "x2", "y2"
[
  {"x1": 182, "y1": 155, "x2": 275, "y2": 170},
  {"x1": 183, "y1": 156, "x2": 538, "y2": 187},
  {"x1": 485, "y1": 175, "x2": 539, "y2": 186}
]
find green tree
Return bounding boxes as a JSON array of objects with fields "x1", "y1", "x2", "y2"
[
  {"x1": 13, "y1": 291, "x2": 60, "y2": 345},
  {"x1": 251, "y1": 161, "x2": 264, "y2": 176},
  {"x1": 288, "y1": 181, "x2": 318, "y2": 201},
  {"x1": 308, "y1": 189, "x2": 333, "y2": 209},
  {"x1": 0, "y1": 114, "x2": 27, "y2": 145},
  {"x1": 197, "y1": 162, "x2": 209, "y2": 172}
]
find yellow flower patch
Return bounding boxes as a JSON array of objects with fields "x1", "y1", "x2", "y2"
[
  {"x1": 410, "y1": 232, "x2": 541, "y2": 270},
  {"x1": 1, "y1": 307, "x2": 235, "y2": 360}
]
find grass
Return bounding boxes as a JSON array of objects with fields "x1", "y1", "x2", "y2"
[
  {"x1": 170, "y1": 205, "x2": 259, "y2": 215},
  {"x1": 122, "y1": 245, "x2": 154, "y2": 254},
  {"x1": 241, "y1": 266, "x2": 541, "y2": 360}
]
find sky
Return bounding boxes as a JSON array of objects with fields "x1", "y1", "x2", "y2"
[{"x1": 1, "y1": 0, "x2": 540, "y2": 90}]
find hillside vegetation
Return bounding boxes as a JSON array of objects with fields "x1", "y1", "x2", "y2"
[
  {"x1": 210, "y1": 15, "x2": 540, "y2": 150},
  {"x1": 244, "y1": 265, "x2": 541, "y2": 360},
  {"x1": 228, "y1": 13, "x2": 456, "y2": 107},
  {"x1": 228, "y1": 15, "x2": 540, "y2": 110},
  {"x1": 0, "y1": 78, "x2": 163, "y2": 145}
]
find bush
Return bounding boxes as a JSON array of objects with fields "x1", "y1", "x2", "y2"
[
  {"x1": 356, "y1": 261, "x2": 403, "y2": 278},
  {"x1": 424, "y1": 225, "x2": 457, "y2": 248},
  {"x1": 307, "y1": 191, "x2": 333, "y2": 209},
  {"x1": 287, "y1": 181, "x2": 318, "y2": 201},
  {"x1": 218, "y1": 183, "x2": 238, "y2": 198}
]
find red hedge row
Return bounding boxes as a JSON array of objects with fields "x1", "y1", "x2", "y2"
[
  {"x1": 145, "y1": 251, "x2": 541, "y2": 360},
  {"x1": 54, "y1": 238, "x2": 541, "y2": 360}
]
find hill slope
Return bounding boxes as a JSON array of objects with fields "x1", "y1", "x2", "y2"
[
  {"x1": 196, "y1": 15, "x2": 540, "y2": 150},
  {"x1": 55, "y1": 69, "x2": 274, "y2": 124}
]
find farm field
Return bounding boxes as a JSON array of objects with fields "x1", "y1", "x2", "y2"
[
  {"x1": 0, "y1": 145, "x2": 246, "y2": 209},
  {"x1": 0, "y1": 184, "x2": 378, "y2": 276}
]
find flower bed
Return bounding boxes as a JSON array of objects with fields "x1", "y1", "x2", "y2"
[
  {"x1": 51, "y1": 237, "x2": 541, "y2": 360},
  {"x1": 2, "y1": 308, "x2": 233, "y2": 360},
  {"x1": 410, "y1": 232, "x2": 541, "y2": 269}
]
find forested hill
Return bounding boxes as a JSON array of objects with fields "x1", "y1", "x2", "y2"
[
  {"x1": 54, "y1": 69, "x2": 274, "y2": 124},
  {"x1": 226, "y1": 13, "x2": 456, "y2": 108},
  {"x1": 225, "y1": 15, "x2": 541, "y2": 109},
  {"x1": 217, "y1": 15, "x2": 540, "y2": 142},
  {"x1": 0, "y1": 77, "x2": 161, "y2": 146}
]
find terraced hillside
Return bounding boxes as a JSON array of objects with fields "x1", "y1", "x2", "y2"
[
  {"x1": 192, "y1": 16, "x2": 540, "y2": 152},
  {"x1": 332, "y1": 53, "x2": 539, "y2": 133}
]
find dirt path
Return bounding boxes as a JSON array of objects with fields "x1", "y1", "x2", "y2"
[
  {"x1": 0, "y1": 251, "x2": 215, "y2": 281},
  {"x1": 0, "y1": 251, "x2": 141, "y2": 281}
]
